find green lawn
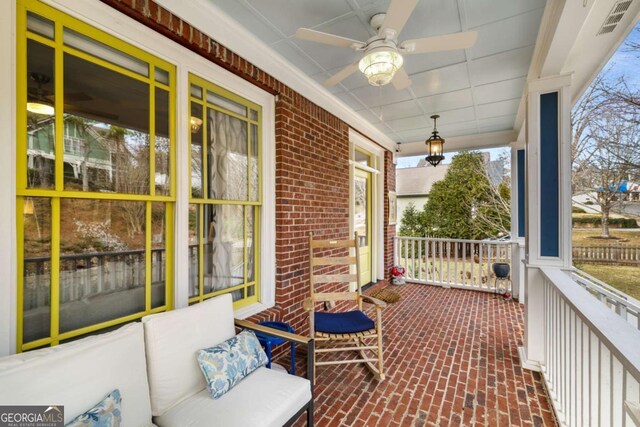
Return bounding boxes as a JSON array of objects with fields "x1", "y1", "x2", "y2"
[
  {"x1": 572, "y1": 230, "x2": 640, "y2": 300},
  {"x1": 575, "y1": 264, "x2": 640, "y2": 300},
  {"x1": 572, "y1": 230, "x2": 640, "y2": 245}
]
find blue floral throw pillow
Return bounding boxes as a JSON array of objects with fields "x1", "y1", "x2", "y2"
[
  {"x1": 197, "y1": 330, "x2": 269, "y2": 399},
  {"x1": 65, "y1": 389, "x2": 121, "y2": 427}
]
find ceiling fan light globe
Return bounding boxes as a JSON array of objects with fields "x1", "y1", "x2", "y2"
[
  {"x1": 358, "y1": 49, "x2": 403, "y2": 86},
  {"x1": 27, "y1": 102, "x2": 55, "y2": 116}
]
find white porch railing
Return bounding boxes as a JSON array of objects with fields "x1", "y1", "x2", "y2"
[
  {"x1": 541, "y1": 267, "x2": 640, "y2": 427},
  {"x1": 393, "y1": 236, "x2": 514, "y2": 293},
  {"x1": 571, "y1": 268, "x2": 640, "y2": 331}
]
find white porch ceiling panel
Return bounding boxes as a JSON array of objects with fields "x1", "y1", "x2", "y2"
[{"x1": 208, "y1": 0, "x2": 546, "y2": 144}]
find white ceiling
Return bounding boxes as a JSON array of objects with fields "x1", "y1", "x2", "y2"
[{"x1": 208, "y1": 0, "x2": 546, "y2": 145}]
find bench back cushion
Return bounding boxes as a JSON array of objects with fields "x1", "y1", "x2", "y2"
[
  {"x1": 0, "y1": 323, "x2": 151, "y2": 426},
  {"x1": 142, "y1": 294, "x2": 235, "y2": 416}
]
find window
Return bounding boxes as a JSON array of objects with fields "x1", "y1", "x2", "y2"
[
  {"x1": 16, "y1": 0, "x2": 175, "y2": 351},
  {"x1": 188, "y1": 74, "x2": 261, "y2": 308}
]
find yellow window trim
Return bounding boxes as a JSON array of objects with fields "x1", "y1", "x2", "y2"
[
  {"x1": 188, "y1": 72, "x2": 262, "y2": 310},
  {"x1": 17, "y1": 0, "x2": 176, "y2": 351}
]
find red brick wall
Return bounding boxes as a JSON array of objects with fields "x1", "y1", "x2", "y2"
[
  {"x1": 384, "y1": 151, "x2": 397, "y2": 283},
  {"x1": 98, "y1": 0, "x2": 394, "y2": 334}
]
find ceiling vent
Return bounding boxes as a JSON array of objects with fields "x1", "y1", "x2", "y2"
[{"x1": 597, "y1": 0, "x2": 633, "y2": 35}]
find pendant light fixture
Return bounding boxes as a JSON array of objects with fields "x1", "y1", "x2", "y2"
[
  {"x1": 27, "y1": 73, "x2": 55, "y2": 116},
  {"x1": 425, "y1": 114, "x2": 445, "y2": 167}
]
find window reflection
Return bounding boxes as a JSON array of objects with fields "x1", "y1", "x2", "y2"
[{"x1": 63, "y1": 53, "x2": 150, "y2": 194}]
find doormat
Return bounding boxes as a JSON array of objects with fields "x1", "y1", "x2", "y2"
[{"x1": 370, "y1": 288, "x2": 401, "y2": 304}]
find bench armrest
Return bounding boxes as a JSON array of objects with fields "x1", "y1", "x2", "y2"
[
  {"x1": 234, "y1": 319, "x2": 311, "y2": 345},
  {"x1": 234, "y1": 318, "x2": 315, "y2": 391}
]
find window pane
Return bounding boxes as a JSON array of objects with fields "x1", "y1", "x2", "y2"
[
  {"x1": 355, "y1": 150, "x2": 370, "y2": 166},
  {"x1": 204, "y1": 204, "x2": 244, "y2": 293},
  {"x1": 190, "y1": 84, "x2": 202, "y2": 100},
  {"x1": 190, "y1": 102, "x2": 203, "y2": 198},
  {"x1": 249, "y1": 109, "x2": 258, "y2": 121},
  {"x1": 152, "y1": 203, "x2": 166, "y2": 309},
  {"x1": 247, "y1": 206, "x2": 255, "y2": 282},
  {"x1": 155, "y1": 88, "x2": 170, "y2": 196},
  {"x1": 63, "y1": 28, "x2": 149, "y2": 77},
  {"x1": 23, "y1": 197, "x2": 52, "y2": 343},
  {"x1": 63, "y1": 53, "x2": 150, "y2": 194},
  {"x1": 26, "y1": 40, "x2": 55, "y2": 190},
  {"x1": 250, "y1": 124, "x2": 259, "y2": 202},
  {"x1": 188, "y1": 204, "x2": 199, "y2": 298},
  {"x1": 208, "y1": 109, "x2": 248, "y2": 200},
  {"x1": 354, "y1": 175, "x2": 368, "y2": 246},
  {"x1": 155, "y1": 67, "x2": 169, "y2": 85},
  {"x1": 27, "y1": 12, "x2": 55, "y2": 39},
  {"x1": 206, "y1": 90, "x2": 246, "y2": 117},
  {"x1": 59, "y1": 199, "x2": 146, "y2": 333}
]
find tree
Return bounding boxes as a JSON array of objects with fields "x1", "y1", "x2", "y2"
[
  {"x1": 577, "y1": 112, "x2": 638, "y2": 237},
  {"x1": 571, "y1": 75, "x2": 640, "y2": 238},
  {"x1": 398, "y1": 202, "x2": 425, "y2": 237},
  {"x1": 422, "y1": 151, "x2": 510, "y2": 239}
]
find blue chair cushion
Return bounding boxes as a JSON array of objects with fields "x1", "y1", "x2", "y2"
[{"x1": 315, "y1": 310, "x2": 375, "y2": 334}]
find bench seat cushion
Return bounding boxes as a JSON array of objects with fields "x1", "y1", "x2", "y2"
[
  {"x1": 0, "y1": 323, "x2": 152, "y2": 426},
  {"x1": 154, "y1": 367, "x2": 311, "y2": 427}
]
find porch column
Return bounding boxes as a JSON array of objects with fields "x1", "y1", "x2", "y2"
[
  {"x1": 509, "y1": 144, "x2": 526, "y2": 303},
  {"x1": 519, "y1": 74, "x2": 573, "y2": 371}
]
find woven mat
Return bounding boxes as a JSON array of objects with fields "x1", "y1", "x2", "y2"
[{"x1": 370, "y1": 288, "x2": 401, "y2": 304}]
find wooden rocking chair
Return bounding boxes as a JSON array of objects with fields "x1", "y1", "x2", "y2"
[{"x1": 303, "y1": 232, "x2": 386, "y2": 381}]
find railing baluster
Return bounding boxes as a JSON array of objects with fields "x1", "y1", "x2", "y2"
[
  {"x1": 478, "y1": 242, "x2": 483, "y2": 289},
  {"x1": 446, "y1": 241, "x2": 451, "y2": 286},
  {"x1": 454, "y1": 242, "x2": 458, "y2": 287},
  {"x1": 463, "y1": 243, "x2": 467, "y2": 286},
  {"x1": 417, "y1": 238, "x2": 422, "y2": 282},
  {"x1": 438, "y1": 240, "x2": 443, "y2": 285},
  {"x1": 411, "y1": 240, "x2": 418, "y2": 278}
]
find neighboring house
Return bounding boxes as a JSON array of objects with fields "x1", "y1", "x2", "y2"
[
  {"x1": 396, "y1": 159, "x2": 448, "y2": 231},
  {"x1": 28, "y1": 117, "x2": 114, "y2": 188},
  {"x1": 396, "y1": 155, "x2": 506, "y2": 230}
]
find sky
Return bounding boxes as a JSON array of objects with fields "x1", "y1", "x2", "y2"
[{"x1": 397, "y1": 23, "x2": 640, "y2": 170}]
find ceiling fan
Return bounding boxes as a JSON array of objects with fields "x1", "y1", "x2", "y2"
[
  {"x1": 27, "y1": 72, "x2": 118, "y2": 120},
  {"x1": 295, "y1": 0, "x2": 477, "y2": 90}
]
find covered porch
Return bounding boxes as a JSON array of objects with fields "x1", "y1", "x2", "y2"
[
  {"x1": 296, "y1": 283, "x2": 555, "y2": 426},
  {"x1": 1, "y1": 0, "x2": 640, "y2": 426}
]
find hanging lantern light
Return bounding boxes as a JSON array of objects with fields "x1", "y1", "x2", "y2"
[{"x1": 425, "y1": 114, "x2": 445, "y2": 167}]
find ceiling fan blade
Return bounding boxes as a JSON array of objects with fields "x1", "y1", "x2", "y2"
[
  {"x1": 324, "y1": 63, "x2": 359, "y2": 87},
  {"x1": 295, "y1": 28, "x2": 365, "y2": 50},
  {"x1": 400, "y1": 31, "x2": 478, "y2": 54},
  {"x1": 64, "y1": 104, "x2": 119, "y2": 121},
  {"x1": 392, "y1": 68, "x2": 412, "y2": 90},
  {"x1": 380, "y1": 0, "x2": 419, "y2": 38}
]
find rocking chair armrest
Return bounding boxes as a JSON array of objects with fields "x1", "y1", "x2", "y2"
[
  {"x1": 302, "y1": 297, "x2": 314, "y2": 312},
  {"x1": 359, "y1": 295, "x2": 387, "y2": 309}
]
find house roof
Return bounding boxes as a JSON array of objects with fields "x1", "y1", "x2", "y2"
[{"x1": 396, "y1": 163, "x2": 448, "y2": 196}]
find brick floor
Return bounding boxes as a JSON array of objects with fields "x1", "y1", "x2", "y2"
[{"x1": 289, "y1": 283, "x2": 557, "y2": 426}]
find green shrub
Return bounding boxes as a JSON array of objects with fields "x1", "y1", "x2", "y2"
[
  {"x1": 572, "y1": 206, "x2": 586, "y2": 213},
  {"x1": 572, "y1": 216, "x2": 639, "y2": 228}
]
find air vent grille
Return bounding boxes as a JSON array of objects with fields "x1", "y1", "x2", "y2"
[{"x1": 597, "y1": 0, "x2": 633, "y2": 36}]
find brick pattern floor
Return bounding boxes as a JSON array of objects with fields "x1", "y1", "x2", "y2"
[{"x1": 289, "y1": 284, "x2": 557, "y2": 426}]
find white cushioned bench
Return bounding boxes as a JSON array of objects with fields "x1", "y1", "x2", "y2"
[{"x1": 0, "y1": 294, "x2": 314, "y2": 427}]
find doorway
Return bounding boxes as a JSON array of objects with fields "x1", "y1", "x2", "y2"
[{"x1": 354, "y1": 167, "x2": 372, "y2": 286}]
